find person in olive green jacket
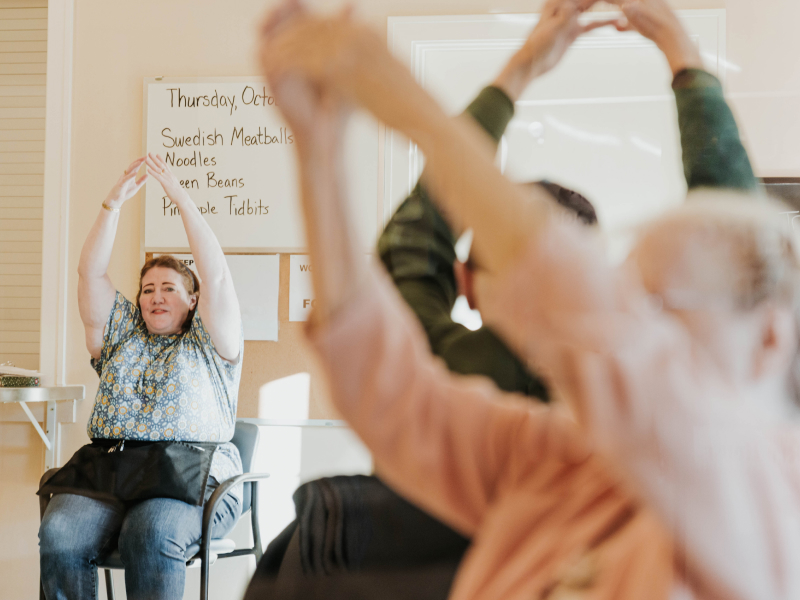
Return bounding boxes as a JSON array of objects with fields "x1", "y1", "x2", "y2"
[{"x1": 379, "y1": 66, "x2": 757, "y2": 402}]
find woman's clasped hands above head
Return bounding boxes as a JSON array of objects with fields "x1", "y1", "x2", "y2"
[{"x1": 102, "y1": 156, "x2": 148, "y2": 211}]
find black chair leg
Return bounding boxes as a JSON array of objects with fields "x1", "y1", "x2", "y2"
[
  {"x1": 200, "y1": 557, "x2": 209, "y2": 600},
  {"x1": 104, "y1": 569, "x2": 115, "y2": 600}
]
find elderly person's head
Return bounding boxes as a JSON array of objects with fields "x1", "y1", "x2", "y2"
[
  {"x1": 633, "y1": 192, "x2": 800, "y2": 414},
  {"x1": 136, "y1": 255, "x2": 200, "y2": 335}
]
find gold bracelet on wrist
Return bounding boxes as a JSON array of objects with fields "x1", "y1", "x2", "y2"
[{"x1": 101, "y1": 202, "x2": 120, "y2": 213}]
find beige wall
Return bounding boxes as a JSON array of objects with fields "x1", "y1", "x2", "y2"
[
  {"x1": 4, "y1": 0, "x2": 799, "y2": 597},
  {"x1": 724, "y1": 1, "x2": 800, "y2": 176}
]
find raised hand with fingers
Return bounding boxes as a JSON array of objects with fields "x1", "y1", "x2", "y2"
[
  {"x1": 145, "y1": 153, "x2": 189, "y2": 206},
  {"x1": 493, "y1": 0, "x2": 617, "y2": 100},
  {"x1": 260, "y1": 1, "x2": 350, "y2": 146},
  {"x1": 607, "y1": 0, "x2": 702, "y2": 74},
  {"x1": 104, "y1": 157, "x2": 148, "y2": 210},
  {"x1": 258, "y1": 1, "x2": 391, "y2": 108}
]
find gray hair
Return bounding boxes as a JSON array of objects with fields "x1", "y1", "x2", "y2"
[{"x1": 661, "y1": 190, "x2": 800, "y2": 400}]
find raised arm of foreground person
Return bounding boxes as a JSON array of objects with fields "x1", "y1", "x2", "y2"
[
  {"x1": 377, "y1": 86, "x2": 549, "y2": 397},
  {"x1": 377, "y1": 2, "x2": 611, "y2": 388},
  {"x1": 259, "y1": 21, "x2": 575, "y2": 536},
  {"x1": 259, "y1": 15, "x2": 672, "y2": 600}
]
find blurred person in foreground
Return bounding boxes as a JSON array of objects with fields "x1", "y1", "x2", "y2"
[{"x1": 253, "y1": 1, "x2": 799, "y2": 599}]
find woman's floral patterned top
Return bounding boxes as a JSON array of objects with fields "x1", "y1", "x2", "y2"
[{"x1": 88, "y1": 292, "x2": 243, "y2": 502}]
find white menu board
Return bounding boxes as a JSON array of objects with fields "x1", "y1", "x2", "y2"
[{"x1": 143, "y1": 78, "x2": 379, "y2": 252}]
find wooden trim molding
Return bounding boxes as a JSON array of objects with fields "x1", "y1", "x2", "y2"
[{"x1": 38, "y1": 0, "x2": 75, "y2": 468}]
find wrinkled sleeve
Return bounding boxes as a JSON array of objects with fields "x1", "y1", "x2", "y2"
[
  {"x1": 482, "y1": 222, "x2": 800, "y2": 600},
  {"x1": 378, "y1": 85, "x2": 548, "y2": 397},
  {"x1": 673, "y1": 68, "x2": 758, "y2": 192},
  {"x1": 306, "y1": 267, "x2": 587, "y2": 536},
  {"x1": 90, "y1": 292, "x2": 139, "y2": 377},
  {"x1": 377, "y1": 85, "x2": 514, "y2": 300}
]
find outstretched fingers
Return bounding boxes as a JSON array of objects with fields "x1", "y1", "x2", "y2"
[
  {"x1": 261, "y1": 20, "x2": 332, "y2": 87},
  {"x1": 118, "y1": 157, "x2": 145, "y2": 185},
  {"x1": 153, "y1": 152, "x2": 168, "y2": 169},
  {"x1": 131, "y1": 171, "x2": 149, "y2": 194},
  {"x1": 119, "y1": 169, "x2": 139, "y2": 184},
  {"x1": 144, "y1": 153, "x2": 167, "y2": 181},
  {"x1": 580, "y1": 19, "x2": 623, "y2": 34},
  {"x1": 613, "y1": 17, "x2": 634, "y2": 32},
  {"x1": 123, "y1": 156, "x2": 146, "y2": 175}
]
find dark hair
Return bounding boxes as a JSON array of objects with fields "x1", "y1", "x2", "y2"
[
  {"x1": 534, "y1": 180, "x2": 598, "y2": 225},
  {"x1": 465, "y1": 180, "x2": 598, "y2": 271},
  {"x1": 136, "y1": 255, "x2": 201, "y2": 331}
]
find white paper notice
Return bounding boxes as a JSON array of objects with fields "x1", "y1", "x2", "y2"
[
  {"x1": 289, "y1": 254, "x2": 314, "y2": 322},
  {"x1": 156, "y1": 253, "x2": 279, "y2": 341}
]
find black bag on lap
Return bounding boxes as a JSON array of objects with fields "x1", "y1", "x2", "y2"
[{"x1": 37, "y1": 439, "x2": 218, "y2": 507}]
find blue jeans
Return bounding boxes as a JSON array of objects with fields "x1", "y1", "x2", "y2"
[{"x1": 39, "y1": 488, "x2": 241, "y2": 600}]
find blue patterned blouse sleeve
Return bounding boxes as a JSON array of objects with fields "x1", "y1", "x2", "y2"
[
  {"x1": 90, "y1": 292, "x2": 140, "y2": 377},
  {"x1": 187, "y1": 313, "x2": 244, "y2": 413}
]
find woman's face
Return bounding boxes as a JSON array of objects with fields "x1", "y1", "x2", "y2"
[{"x1": 139, "y1": 266, "x2": 197, "y2": 335}]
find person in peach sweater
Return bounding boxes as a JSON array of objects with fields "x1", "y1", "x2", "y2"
[{"x1": 256, "y1": 1, "x2": 800, "y2": 599}]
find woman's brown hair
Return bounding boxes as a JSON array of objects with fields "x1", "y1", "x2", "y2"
[{"x1": 136, "y1": 255, "x2": 201, "y2": 331}]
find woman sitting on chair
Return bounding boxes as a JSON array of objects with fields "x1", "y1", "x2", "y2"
[{"x1": 39, "y1": 154, "x2": 243, "y2": 600}]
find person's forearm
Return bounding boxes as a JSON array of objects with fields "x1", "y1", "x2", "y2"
[
  {"x1": 172, "y1": 192, "x2": 231, "y2": 289},
  {"x1": 379, "y1": 85, "x2": 515, "y2": 286},
  {"x1": 658, "y1": 24, "x2": 703, "y2": 77},
  {"x1": 673, "y1": 69, "x2": 757, "y2": 191},
  {"x1": 624, "y1": 3, "x2": 703, "y2": 77},
  {"x1": 77, "y1": 206, "x2": 121, "y2": 354},
  {"x1": 492, "y1": 40, "x2": 552, "y2": 103},
  {"x1": 78, "y1": 207, "x2": 119, "y2": 280},
  {"x1": 419, "y1": 107, "x2": 552, "y2": 275},
  {"x1": 655, "y1": 15, "x2": 757, "y2": 191},
  {"x1": 172, "y1": 188, "x2": 242, "y2": 359},
  {"x1": 296, "y1": 134, "x2": 366, "y2": 325}
]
